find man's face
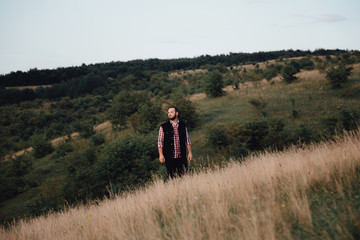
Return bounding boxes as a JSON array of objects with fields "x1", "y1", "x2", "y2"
[{"x1": 168, "y1": 108, "x2": 178, "y2": 120}]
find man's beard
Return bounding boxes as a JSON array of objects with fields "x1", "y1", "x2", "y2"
[{"x1": 170, "y1": 116, "x2": 176, "y2": 120}]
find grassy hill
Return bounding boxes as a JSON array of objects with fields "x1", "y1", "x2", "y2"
[
  {"x1": 1, "y1": 129, "x2": 359, "y2": 239},
  {"x1": 1, "y1": 51, "x2": 360, "y2": 230}
]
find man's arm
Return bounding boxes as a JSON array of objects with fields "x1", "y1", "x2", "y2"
[
  {"x1": 187, "y1": 144, "x2": 193, "y2": 162},
  {"x1": 158, "y1": 126, "x2": 165, "y2": 163},
  {"x1": 185, "y1": 127, "x2": 193, "y2": 162},
  {"x1": 158, "y1": 147, "x2": 165, "y2": 163}
]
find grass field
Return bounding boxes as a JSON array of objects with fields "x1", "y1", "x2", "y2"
[
  {"x1": 1, "y1": 56, "x2": 360, "y2": 237},
  {"x1": 188, "y1": 64, "x2": 360, "y2": 160},
  {"x1": 1, "y1": 129, "x2": 359, "y2": 239}
]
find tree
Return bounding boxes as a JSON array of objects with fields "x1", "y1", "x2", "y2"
[
  {"x1": 32, "y1": 135, "x2": 54, "y2": 158},
  {"x1": 204, "y1": 70, "x2": 225, "y2": 98},
  {"x1": 325, "y1": 63, "x2": 353, "y2": 88},
  {"x1": 128, "y1": 101, "x2": 163, "y2": 134},
  {"x1": 281, "y1": 64, "x2": 299, "y2": 83},
  {"x1": 167, "y1": 95, "x2": 200, "y2": 129},
  {"x1": 107, "y1": 90, "x2": 151, "y2": 127}
]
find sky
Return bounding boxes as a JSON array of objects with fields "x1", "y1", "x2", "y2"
[{"x1": 1, "y1": 0, "x2": 359, "y2": 75}]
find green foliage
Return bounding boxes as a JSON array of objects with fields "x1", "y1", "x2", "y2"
[
  {"x1": 208, "y1": 128, "x2": 229, "y2": 150},
  {"x1": 74, "y1": 120, "x2": 96, "y2": 138},
  {"x1": 0, "y1": 88, "x2": 36, "y2": 105},
  {"x1": 231, "y1": 73, "x2": 242, "y2": 90},
  {"x1": 167, "y1": 95, "x2": 200, "y2": 129},
  {"x1": 321, "y1": 109, "x2": 359, "y2": 137},
  {"x1": 207, "y1": 118, "x2": 286, "y2": 157},
  {"x1": 0, "y1": 154, "x2": 35, "y2": 202},
  {"x1": 204, "y1": 70, "x2": 225, "y2": 98},
  {"x1": 91, "y1": 133, "x2": 105, "y2": 146},
  {"x1": 298, "y1": 57, "x2": 315, "y2": 70},
  {"x1": 281, "y1": 63, "x2": 300, "y2": 83},
  {"x1": 201, "y1": 63, "x2": 229, "y2": 73},
  {"x1": 129, "y1": 101, "x2": 163, "y2": 134},
  {"x1": 107, "y1": 90, "x2": 152, "y2": 127},
  {"x1": 325, "y1": 63, "x2": 353, "y2": 88},
  {"x1": 340, "y1": 109, "x2": 359, "y2": 131},
  {"x1": 263, "y1": 64, "x2": 282, "y2": 80},
  {"x1": 31, "y1": 135, "x2": 54, "y2": 158},
  {"x1": 248, "y1": 98, "x2": 268, "y2": 117}
]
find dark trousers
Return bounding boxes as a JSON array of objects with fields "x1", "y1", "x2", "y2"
[{"x1": 165, "y1": 157, "x2": 188, "y2": 179}]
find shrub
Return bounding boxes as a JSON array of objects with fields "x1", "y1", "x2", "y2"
[
  {"x1": 325, "y1": 64, "x2": 353, "y2": 88},
  {"x1": 248, "y1": 98, "x2": 268, "y2": 117},
  {"x1": 107, "y1": 90, "x2": 151, "y2": 127},
  {"x1": 167, "y1": 95, "x2": 200, "y2": 129},
  {"x1": 340, "y1": 110, "x2": 359, "y2": 131},
  {"x1": 91, "y1": 133, "x2": 105, "y2": 146},
  {"x1": 263, "y1": 64, "x2": 282, "y2": 80},
  {"x1": 204, "y1": 70, "x2": 225, "y2": 98},
  {"x1": 92, "y1": 134, "x2": 159, "y2": 195},
  {"x1": 299, "y1": 57, "x2": 315, "y2": 70},
  {"x1": 208, "y1": 128, "x2": 229, "y2": 149},
  {"x1": 32, "y1": 135, "x2": 54, "y2": 158},
  {"x1": 129, "y1": 101, "x2": 163, "y2": 134},
  {"x1": 281, "y1": 64, "x2": 299, "y2": 83}
]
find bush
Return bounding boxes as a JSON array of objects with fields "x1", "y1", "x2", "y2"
[
  {"x1": 281, "y1": 64, "x2": 299, "y2": 83},
  {"x1": 325, "y1": 64, "x2": 353, "y2": 88},
  {"x1": 107, "y1": 90, "x2": 151, "y2": 127},
  {"x1": 204, "y1": 70, "x2": 225, "y2": 98},
  {"x1": 248, "y1": 98, "x2": 268, "y2": 117},
  {"x1": 91, "y1": 133, "x2": 105, "y2": 146},
  {"x1": 299, "y1": 57, "x2": 315, "y2": 70},
  {"x1": 96, "y1": 134, "x2": 159, "y2": 193},
  {"x1": 208, "y1": 128, "x2": 229, "y2": 150},
  {"x1": 340, "y1": 110, "x2": 359, "y2": 131},
  {"x1": 263, "y1": 64, "x2": 282, "y2": 80},
  {"x1": 129, "y1": 101, "x2": 162, "y2": 134},
  {"x1": 167, "y1": 95, "x2": 200, "y2": 129},
  {"x1": 32, "y1": 135, "x2": 54, "y2": 158}
]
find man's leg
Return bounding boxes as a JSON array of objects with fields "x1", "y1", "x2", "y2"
[
  {"x1": 165, "y1": 158, "x2": 176, "y2": 179},
  {"x1": 176, "y1": 157, "x2": 188, "y2": 177}
]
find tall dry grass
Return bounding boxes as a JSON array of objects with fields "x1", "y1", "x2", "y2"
[{"x1": 1, "y1": 130, "x2": 360, "y2": 239}]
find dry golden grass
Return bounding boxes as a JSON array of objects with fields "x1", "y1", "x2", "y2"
[{"x1": 1, "y1": 129, "x2": 360, "y2": 239}]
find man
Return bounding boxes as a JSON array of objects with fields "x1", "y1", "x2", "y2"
[{"x1": 158, "y1": 107, "x2": 193, "y2": 178}]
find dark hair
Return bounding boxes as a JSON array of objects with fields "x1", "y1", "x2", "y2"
[{"x1": 168, "y1": 106, "x2": 178, "y2": 112}]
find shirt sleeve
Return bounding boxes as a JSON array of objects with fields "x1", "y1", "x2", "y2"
[
  {"x1": 185, "y1": 127, "x2": 191, "y2": 146},
  {"x1": 158, "y1": 126, "x2": 164, "y2": 148}
]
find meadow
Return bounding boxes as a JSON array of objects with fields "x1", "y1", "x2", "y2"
[
  {"x1": 1, "y1": 129, "x2": 359, "y2": 239},
  {"x1": 1, "y1": 52, "x2": 360, "y2": 236}
]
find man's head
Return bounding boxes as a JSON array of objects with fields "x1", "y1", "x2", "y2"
[{"x1": 168, "y1": 107, "x2": 178, "y2": 121}]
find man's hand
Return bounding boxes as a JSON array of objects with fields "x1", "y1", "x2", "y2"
[
  {"x1": 159, "y1": 154, "x2": 165, "y2": 164},
  {"x1": 187, "y1": 152, "x2": 193, "y2": 162}
]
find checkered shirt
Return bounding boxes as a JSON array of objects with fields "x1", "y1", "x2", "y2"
[{"x1": 158, "y1": 121, "x2": 191, "y2": 158}]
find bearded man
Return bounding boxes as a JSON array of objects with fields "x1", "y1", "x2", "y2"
[{"x1": 158, "y1": 107, "x2": 193, "y2": 178}]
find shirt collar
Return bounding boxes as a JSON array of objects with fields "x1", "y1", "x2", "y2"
[{"x1": 170, "y1": 119, "x2": 179, "y2": 126}]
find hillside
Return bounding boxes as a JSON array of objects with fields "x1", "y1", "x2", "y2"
[
  {"x1": 1, "y1": 51, "x2": 360, "y2": 227},
  {"x1": 1, "y1": 129, "x2": 359, "y2": 239}
]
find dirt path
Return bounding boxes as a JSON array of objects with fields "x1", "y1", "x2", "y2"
[{"x1": 2, "y1": 121, "x2": 112, "y2": 161}]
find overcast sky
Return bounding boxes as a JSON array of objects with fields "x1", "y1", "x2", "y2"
[{"x1": 1, "y1": 0, "x2": 359, "y2": 74}]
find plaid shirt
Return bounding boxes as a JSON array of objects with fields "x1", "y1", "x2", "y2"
[{"x1": 158, "y1": 121, "x2": 191, "y2": 158}]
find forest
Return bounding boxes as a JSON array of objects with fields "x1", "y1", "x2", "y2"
[{"x1": 1, "y1": 49, "x2": 360, "y2": 225}]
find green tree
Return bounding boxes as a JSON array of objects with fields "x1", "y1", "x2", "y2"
[
  {"x1": 281, "y1": 64, "x2": 299, "y2": 83},
  {"x1": 167, "y1": 95, "x2": 200, "y2": 129},
  {"x1": 107, "y1": 90, "x2": 151, "y2": 127},
  {"x1": 205, "y1": 70, "x2": 225, "y2": 98},
  {"x1": 128, "y1": 101, "x2": 163, "y2": 134},
  {"x1": 325, "y1": 64, "x2": 353, "y2": 88},
  {"x1": 32, "y1": 135, "x2": 54, "y2": 158}
]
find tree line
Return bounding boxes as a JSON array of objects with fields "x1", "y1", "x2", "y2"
[{"x1": 0, "y1": 49, "x2": 346, "y2": 87}]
